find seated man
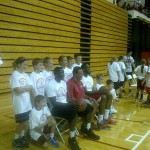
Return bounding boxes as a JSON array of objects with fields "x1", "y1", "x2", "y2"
[
  {"x1": 67, "y1": 66, "x2": 100, "y2": 140},
  {"x1": 45, "y1": 67, "x2": 80, "y2": 150},
  {"x1": 81, "y1": 64, "x2": 115, "y2": 130}
]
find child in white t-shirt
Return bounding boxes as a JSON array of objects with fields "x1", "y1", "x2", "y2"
[
  {"x1": 107, "y1": 57, "x2": 121, "y2": 96},
  {"x1": 106, "y1": 79, "x2": 118, "y2": 114},
  {"x1": 29, "y1": 95, "x2": 59, "y2": 148},
  {"x1": 118, "y1": 56, "x2": 126, "y2": 95},
  {"x1": 134, "y1": 59, "x2": 148, "y2": 100},
  {"x1": 95, "y1": 74, "x2": 116, "y2": 130},
  {"x1": 43, "y1": 57, "x2": 54, "y2": 86},
  {"x1": 67, "y1": 56, "x2": 74, "y2": 80},
  {"x1": 43, "y1": 57, "x2": 54, "y2": 109},
  {"x1": 58, "y1": 56, "x2": 72, "y2": 82},
  {"x1": 142, "y1": 58, "x2": 150, "y2": 107},
  {"x1": 10, "y1": 57, "x2": 33, "y2": 149},
  {"x1": 30, "y1": 58, "x2": 45, "y2": 100},
  {"x1": 72, "y1": 53, "x2": 82, "y2": 68}
]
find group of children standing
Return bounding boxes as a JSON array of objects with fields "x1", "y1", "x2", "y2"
[
  {"x1": 107, "y1": 51, "x2": 150, "y2": 107},
  {"x1": 10, "y1": 52, "x2": 150, "y2": 150}
]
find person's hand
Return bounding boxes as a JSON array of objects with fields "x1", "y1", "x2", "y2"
[{"x1": 89, "y1": 97, "x2": 96, "y2": 103}]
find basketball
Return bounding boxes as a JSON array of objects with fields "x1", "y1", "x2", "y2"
[
  {"x1": 76, "y1": 99, "x2": 87, "y2": 112},
  {"x1": 99, "y1": 86, "x2": 109, "y2": 95}
]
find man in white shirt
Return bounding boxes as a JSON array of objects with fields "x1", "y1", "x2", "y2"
[
  {"x1": 124, "y1": 51, "x2": 135, "y2": 92},
  {"x1": 82, "y1": 64, "x2": 115, "y2": 130},
  {"x1": 45, "y1": 67, "x2": 81, "y2": 150}
]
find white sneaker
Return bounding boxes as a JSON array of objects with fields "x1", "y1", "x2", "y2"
[{"x1": 110, "y1": 107, "x2": 117, "y2": 114}]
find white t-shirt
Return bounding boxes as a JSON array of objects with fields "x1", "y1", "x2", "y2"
[
  {"x1": 45, "y1": 79, "x2": 67, "y2": 103},
  {"x1": 10, "y1": 71, "x2": 32, "y2": 114},
  {"x1": 72, "y1": 63, "x2": 82, "y2": 68},
  {"x1": 96, "y1": 83, "x2": 105, "y2": 91},
  {"x1": 124, "y1": 56, "x2": 134, "y2": 72},
  {"x1": 110, "y1": 89, "x2": 117, "y2": 100},
  {"x1": 134, "y1": 65, "x2": 148, "y2": 80},
  {"x1": 107, "y1": 62, "x2": 120, "y2": 82},
  {"x1": 29, "y1": 106, "x2": 51, "y2": 140},
  {"x1": 64, "y1": 67, "x2": 73, "y2": 82},
  {"x1": 146, "y1": 66, "x2": 150, "y2": 87},
  {"x1": 30, "y1": 71, "x2": 45, "y2": 96},
  {"x1": 82, "y1": 75, "x2": 94, "y2": 91},
  {"x1": 118, "y1": 62, "x2": 126, "y2": 81},
  {"x1": 42, "y1": 70, "x2": 54, "y2": 86}
]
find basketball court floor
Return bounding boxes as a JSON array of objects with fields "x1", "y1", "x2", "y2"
[{"x1": 0, "y1": 92, "x2": 149, "y2": 150}]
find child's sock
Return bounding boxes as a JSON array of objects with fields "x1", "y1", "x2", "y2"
[
  {"x1": 98, "y1": 115, "x2": 103, "y2": 124},
  {"x1": 104, "y1": 109, "x2": 110, "y2": 120},
  {"x1": 86, "y1": 123, "x2": 91, "y2": 130},
  {"x1": 69, "y1": 131, "x2": 75, "y2": 138}
]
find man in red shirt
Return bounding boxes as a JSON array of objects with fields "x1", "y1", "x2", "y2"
[{"x1": 67, "y1": 67, "x2": 100, "y2": 140}]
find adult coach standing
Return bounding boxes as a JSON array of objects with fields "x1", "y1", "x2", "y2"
[{"x1": 124, "y1": 50, "x2": 135, "y2": 92}]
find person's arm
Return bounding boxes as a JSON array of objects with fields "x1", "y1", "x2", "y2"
[
  {"x1": 84, "y1": 87, "x2": 99, "y2": 95},
  {"x1": 67, "y1": 81, "x2": 79, "y2": 104},
  {"x1": 116, "y1": 63, "x2": 121, "y2": 82},
  {"x1": 13, "y1": 85, "x2": 33, "y2": 95}
]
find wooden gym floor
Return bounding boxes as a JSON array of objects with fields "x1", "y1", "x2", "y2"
[{"x1": 0, "y1": 92, "x2": 149, "y2": 150}]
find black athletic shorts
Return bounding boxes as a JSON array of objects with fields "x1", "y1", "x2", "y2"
[
  {"x1": 52, "y1": 103, "x2": 77, "y2": 123},
  {"x1": 15, "y1": 110, "x2": 31, "y2": 123}
]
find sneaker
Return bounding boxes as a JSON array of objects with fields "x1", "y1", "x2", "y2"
[
  {"x1": 91, "y1": 122, "x2": 100, "y2": 131},
  {"x1": 49, "y1": 137, "x2": 59, "y2": 147},
  {"x1": 110, "y1": 107, "x2": 117, "y2": 114},
  {"x1": 104, "y1": 118, "x2": 117, "y2": 125},
  {"x1": 12, "y1": 139, "x2": 23, "y2": 150},
  {"x1": 68, "y1": 137, "x2": 81, "y2": 150},
  {"x1": 20, "y1": 136, "x2": 29, "y2": 148},
  {"x1": 97, "y1": 122, "x2": 111, "y2": 130},
  {"x1": 83, "y1": 128, "x2": 100, "y2": 140}
]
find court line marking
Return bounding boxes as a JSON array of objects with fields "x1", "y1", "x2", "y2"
[
  {"x1": 143, "y1": 122, "x2": 150, "y2": 124},
  {"x1": 77, "y1": 135, "x2": 130, "y2": 150},
  {"x1": 113, "y1": 117, "x2": 150, "y2": 124},
  {"x1": 125, "y1": 130, "x2": 150, "y2": 150},
  {"x1": 132, "y1": 130, "x2": 150, "y2": 150},
  {"x1": 125, "y1": 134, "x2": 143, "y2": 143},
  {"x1": 0, "y1": 105, "x2": 12, "y2": 110}
]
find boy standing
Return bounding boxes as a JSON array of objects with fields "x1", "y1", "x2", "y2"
[{"x1": 30, "y1": 58, "x2": 45, "y2": 98}]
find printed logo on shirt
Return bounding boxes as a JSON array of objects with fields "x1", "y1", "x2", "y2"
[
  {"x1": 36, "y1": 78, "x2": 44, "y2": 93},
  {"x1": 57, "y1": 87, "x2": 66, "y2": 97},
  {"x1": 85, "y1": 81, "x2": 92, "y2": 91},
  {"x1": 19, "y1": 78, "x2": 27, "y2": 86},
  {"x1": 40, "y1": 114, "x2": 47, "y2": 123},
  {"x1": 46, "y1": 76, "x2": 53, "y2": 84}
]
